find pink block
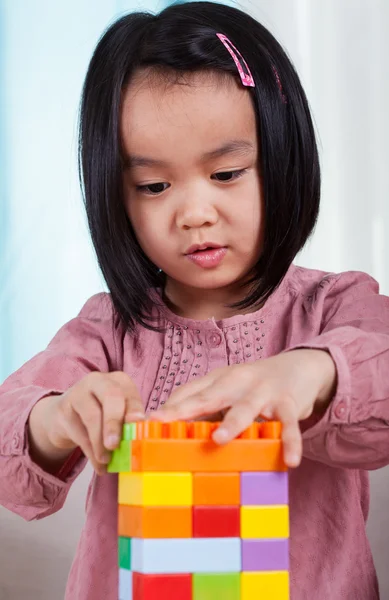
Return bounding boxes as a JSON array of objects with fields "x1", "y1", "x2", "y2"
[{"x1": 241, "y1": 472, "x2": 288, "y2": 505}]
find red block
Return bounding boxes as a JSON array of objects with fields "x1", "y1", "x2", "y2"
[
  {"x1": 132, "y1": 572, "x2": 192, "y2": 600},
  {"x1": 193, "y1": 506, "x2": 240, "y2": 537}
]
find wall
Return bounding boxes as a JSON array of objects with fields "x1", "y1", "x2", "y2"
[{"x1": 1, "y1": 1, "x2": 388, "y2": 598}]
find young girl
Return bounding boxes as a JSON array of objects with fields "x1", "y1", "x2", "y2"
[{"x1": 0, "y1": 2, "x2": 388, "y2": 598}]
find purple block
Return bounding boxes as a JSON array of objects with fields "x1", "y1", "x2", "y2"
[
  {"x1": 242, "y1": 539, "x2": 289, "y2": 571},
  {"x1": 241, "y1": 472, "x2": 288, "y2": 505}
]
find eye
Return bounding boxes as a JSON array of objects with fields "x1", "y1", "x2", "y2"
[
  {"x1": 136, "y1": 182, "x2": 170, "y2": 195},
  {"x1": 212, "y1": 169, "x2": 247, "y2": 182}
]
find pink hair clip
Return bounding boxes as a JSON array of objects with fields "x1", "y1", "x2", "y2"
[{"x1": 216, "y1": 33, "x2": 255, "y2": 88}]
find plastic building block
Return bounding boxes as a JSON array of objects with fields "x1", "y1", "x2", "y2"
[
  {"x1": 118, "y1": 537, "x2": 131, "y2": 570},
  {"x1": 128, "y1": 420, "x2": 286, "y2": 472},
  {"x1": 241, "y1": 539, "x2": 289, "y2": 571},
  {"x1": 133, "y1": 420, "x2": 281, "y2": 440},
  {"x1": 241, "y1": 571, "x2": 289, "y2": 599},
  {"x1": 109, "y1": 424, "x2": 137, "y2": 473},
  {"x1": 193, "y1": 506, "x2": 240, "y2": 537},
  {"x1": 193, "y1": 573, "x2": 241, "y2": 600},
  {"x1": 131, "y1": 439, "x2": 285, "y2": 472},
  {"x1": 133, "y1": 572, "x2": 192, "y2": 600},
  {"x1": 108, "y1": 440, "x2": 131, "y2": 473},
  {"x1": 119, "y1": 568, "x2": 132, "y2": 600},
  {"x1": 123, "y1": 423, "x2": 138, "y2": 440},
  {"x1": 240, "y1": 506, "x2": 289, "y2": 539},
  {"x1": 118, "y1": 472, "x2": 192, "y2": 506},
  {"x1": 109, "y1": 421, "x2": 290, "y2": 600},
  {"x1": 240, "y1": 472, "x2": 288, "y2": 505},
  {"x1": 131, "y1": 538, "x2": 241, "y2": 574},
  {"x1": 118, "y1": 505, "x2": 192, "y2": 538},
  {"x1": 260, "y1": 421, "x2": 282, "y2": 439},
  {"x1": 193, "y1": 473, "x2": 240, "y2": 505}
]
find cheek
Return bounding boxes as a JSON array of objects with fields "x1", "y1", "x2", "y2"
[
  {"x1": 126, "y1": 202, "x2": 168, "y2": 258},
  {"x1": 233, "y1": 182, "x2": 263, "y2": 247},
  {"x1": 126, "y1": 200, "x2": 151, "y2": 237}
]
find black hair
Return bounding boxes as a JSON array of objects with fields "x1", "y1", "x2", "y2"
[{"x1": 78, "y1": 1, "x2": 320, "y2": 332}]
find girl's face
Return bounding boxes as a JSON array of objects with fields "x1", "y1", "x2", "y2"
[{"x1": 121, "y1": 70, "x2": 263, "y2": 302}]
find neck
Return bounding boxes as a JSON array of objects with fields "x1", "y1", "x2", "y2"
[{"x1": 163, "y1": 279, "x2": 254, "y2": 321}]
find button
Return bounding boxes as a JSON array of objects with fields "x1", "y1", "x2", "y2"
[
  {"x1": 11, "y1": 433, "x2": 21, "y2": 452},
  {"x1": 209, "y1": 333, "x2": 222, "y2": 347},
  {"x1": 334, "y1": 401, "x2": 347, "y2": 419}
]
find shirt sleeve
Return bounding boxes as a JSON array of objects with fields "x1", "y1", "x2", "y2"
[
  {"x1": 0, "y1": 292, "x2": 119, "y2": 521},
  {"x1": 292, "y1": 271, "x2": 389, "y2": 470}
]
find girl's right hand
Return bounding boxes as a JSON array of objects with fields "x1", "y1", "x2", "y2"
[{"x1": 28, "y1": 371, "x2": 144, "y2": 475}]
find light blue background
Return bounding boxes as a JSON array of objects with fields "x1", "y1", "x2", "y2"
[{"x1": 0, "y1": 0, "x2": 237, "y2": 382}]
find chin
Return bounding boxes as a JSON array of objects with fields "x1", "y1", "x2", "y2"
[{"x1": 180, "y1": 272, "x2": 246, "y2": 291}]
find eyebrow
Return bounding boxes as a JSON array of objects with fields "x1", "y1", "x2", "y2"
[{"x1": 122, "y1": 140, "x2": 255, "y2": 169}]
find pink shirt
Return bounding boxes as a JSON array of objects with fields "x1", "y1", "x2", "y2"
[{"x1": 1, "y1": 264, "x2": 389, "y2": 599}]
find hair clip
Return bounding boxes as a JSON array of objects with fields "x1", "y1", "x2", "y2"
[{"x1": 216, "y1": 33, "x2": 255, "y2": 88}]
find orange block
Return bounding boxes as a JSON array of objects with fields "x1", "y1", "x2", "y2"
[
  {"x1": 193, "y1": 473, "x2": 240, "y2": 505},
  {"x1": 261, "y1": 421, "x2": 282, "y2": 439},
  {"x1": 131, "y1": 439, "x2": 286, "y2": 472},
  {"x1": 134, "y1": 420, "x2": 282, "y2": 440},
  {"x1": 118, "y1": 505, "x2": 192, "y2": 538}
]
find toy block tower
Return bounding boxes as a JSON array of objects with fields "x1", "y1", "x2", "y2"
[{"x1": 108, "y1": 420, "x2": 289, "y2": 600}]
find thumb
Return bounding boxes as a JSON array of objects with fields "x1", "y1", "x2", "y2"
[{"x1": 109, "y1": 371, "x2": 145, "y2": 422}]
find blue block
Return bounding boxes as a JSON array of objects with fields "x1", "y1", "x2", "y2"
[
  {"x1": 131, "y1": 537, "x2": 241, "y2": 574},
  {"x1": 119, "y1": 568, "x2": 132, "y2": 600}
]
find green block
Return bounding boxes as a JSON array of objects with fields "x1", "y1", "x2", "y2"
[
  {"x1": 193, "y1": 573, "x2": 241, "y2": 600},
  {"x1": 107, "y1": 440, "x2": 131, "y2": 473},
  {"x1": 118, "y1": 537, "x2": 131, "y2": 570},
  {"x1": 123, "y1": 422, "x2": 137, "y2": 441}
]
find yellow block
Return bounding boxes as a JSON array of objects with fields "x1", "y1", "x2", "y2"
[
  {"x1": 241, "y1": 505, "x2": 289, "y2": 538},
  {"x1": 241, "y1": 571, "x2": 289, "y2": 599},
  {"x1": 118, "y1": 472, "x2": 192, "y2": 506}
]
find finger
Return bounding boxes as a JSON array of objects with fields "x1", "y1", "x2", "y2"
[
  {"x1": 278, "y1": 403, "x2": 302, "y2": 468},
  {"x1": 163, "y1": 366, "x2": 253, "y2": 410},
  {"x1": 155, "y1": 375, "x2": 238, "y2": 422},
  {"x1": 213, "y1": 395, "x2": 263, "y2": 444},
  {"x1": 63, "y1": 409, "x2": 107, "y2": 475},
  {"x1": 154, "y1": 370, "x2": 251, "y2": 422},
  {"x1": 109, "y1": 372, "x2": 145, "y2": 423},
  {"x1": 72, "y1": 392, "x2": 108, "y2": 463},
  {"x1": 84, "y1": 373, "x2": 143, "y2": 450},
  {"x1": 262, "y1": 398, "x2": 302, "y2": 468},
  {"x1": 155, "y1": 373, "x2": 216, "y2": 414}
]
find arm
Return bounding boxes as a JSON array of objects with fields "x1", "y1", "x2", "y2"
[
  {"x1": 0, "y1": 293, "x2": 119, "y2": 520},
  {"x1": 297, "y1": 271, "x2": 389, "y2": 470}
]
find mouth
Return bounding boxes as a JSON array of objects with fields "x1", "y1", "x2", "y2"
[
  {"x1": 184, "y1": 243, "x2": 228, "y2": 269},
  {"x1": 185, "y1": 242, "x2": 223, "y2": 255}
]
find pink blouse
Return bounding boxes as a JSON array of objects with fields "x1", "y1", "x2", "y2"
[{"x1": 1, "y1": 264, "x2": 389, "y2": 599}]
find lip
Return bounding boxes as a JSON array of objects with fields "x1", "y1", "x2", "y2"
[
  {"x1": 185, "y1": 245, "x2": 227, "y2": 269},
  {"x1": 184, "y1": 242, "x2": 223, "y2": 255}
]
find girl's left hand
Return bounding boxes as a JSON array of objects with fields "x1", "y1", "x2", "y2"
[{"x1": 152, "y1": 349, "x2": 337, "y2": 468}]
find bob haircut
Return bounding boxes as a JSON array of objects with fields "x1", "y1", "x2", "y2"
[{"x1": 78, "y1": 1, "x2": 320, "y2": 332}]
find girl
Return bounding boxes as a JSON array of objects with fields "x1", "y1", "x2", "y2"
[{"x1": 0, "y1": 2, "x2": 388, "y2": 598}]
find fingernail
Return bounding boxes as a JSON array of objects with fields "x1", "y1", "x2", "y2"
[
  {"x1": 287, "y1": 453, "x2": 300, "y2": 467},
  {"x1": 212, "y1": 428, "x2": 229, "y2": 444},
  {"x1": 105, "y1": 434, "x2": 119, "y2": 448},
  {"x1": 151, "y1": 411, "x2": 170, "y2": 422},
  {"x1": 125, "y1": 412, "x2": 144, "y2": 422},
  {"x1": 261, "y1": 407, "x2": 272, "y2": 419}
]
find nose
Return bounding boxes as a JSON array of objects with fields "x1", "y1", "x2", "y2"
[{"x1": 175, "y1": 193, "x2": 219, "y2": 231}]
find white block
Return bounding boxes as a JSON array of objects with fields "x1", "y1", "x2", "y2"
[
  {"x1": 131, "y1": 537, "x2": 241, "y2": 574},
  {"x1": 119, "y1": 568, "x2": 132, "y2": 600}
]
